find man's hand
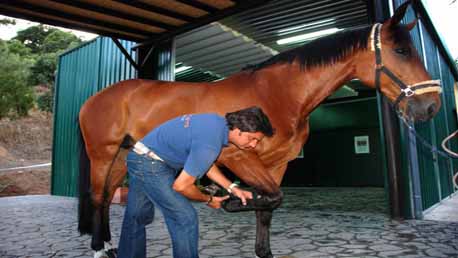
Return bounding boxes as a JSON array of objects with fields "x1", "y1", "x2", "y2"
[
  {"x1": 207, "y1": 195, "x2": 229, "y2": 209},
  {"x1": 231, "y1": 187, "x2": 253, "y2": 206}
]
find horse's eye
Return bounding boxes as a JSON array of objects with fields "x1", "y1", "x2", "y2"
[{"x1": 395, "y1": 47, "x2": 410, "y2": 56}]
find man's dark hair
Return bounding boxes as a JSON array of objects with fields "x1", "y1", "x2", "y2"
[{"x1": 225, "y1": 106, "x2": 275, "y2": 137}]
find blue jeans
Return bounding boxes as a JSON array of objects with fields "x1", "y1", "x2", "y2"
[{"x1": 117, "y1": 151, "x2": 199, "y2": 258}]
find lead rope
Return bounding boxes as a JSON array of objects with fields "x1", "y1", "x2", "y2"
[
  {"x1": 397, "y1": 112, "x2": 458, "y2": 189},
  {"x1": 441, "y1": 129, "x2": 458, "y2": 190}
]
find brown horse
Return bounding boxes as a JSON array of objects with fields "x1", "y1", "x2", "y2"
[{"x1": 77, "y1": 2, "x2": 442, "y2": 257}]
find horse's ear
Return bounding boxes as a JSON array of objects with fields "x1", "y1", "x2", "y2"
[
  {"x1": 405, "y1": 19, "x2": 417, "y2": 31},
  {"x1": 388, "y1": 0, "x2": 412, "y2": 27}
]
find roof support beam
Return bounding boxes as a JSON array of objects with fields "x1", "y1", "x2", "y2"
[
  {"x1": 113, "y1": 0, "x2": 197, "y2": 23},
  {"x1": 174, "y1": 0, "x2": 219, "y2": 13},
  {"x1": 49, "y1": 0, "x2": 177, "y2": 31},
  {"x1": 111, "y1": 38, "x2": 139, "y2": 70},
  {"x1": 0, "y1": 6, "x2": 145, "y2": 42},
  {"x1": 5, "y1": 0, "x2": 158, "y2": 37}
]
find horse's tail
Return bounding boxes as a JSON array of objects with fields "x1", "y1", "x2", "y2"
[{"x1": 78, "y1": 122, "x2": 93, "y2": 235}]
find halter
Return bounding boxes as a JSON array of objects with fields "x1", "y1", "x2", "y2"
[
  {"x1": 370, "y1": 23, "x2": 441, "y2": 109},
  {"x1": 370, "y1": 24, "x2": 455, "y2": 161}
]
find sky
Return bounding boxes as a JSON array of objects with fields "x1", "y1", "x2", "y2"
[
  {"x1": 0, "y1": 15, "x2": 98, "y2": 41},
  {"x1": 423, "y1": 0, "x2": 458, "y2": 59},
  {"x1": 0, "y1": 1, "x2": 457, "y2": 60}
]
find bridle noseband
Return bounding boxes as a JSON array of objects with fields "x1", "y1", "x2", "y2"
[{"x1": 370, "y1": 23, "x2": 441, "y2": 110}]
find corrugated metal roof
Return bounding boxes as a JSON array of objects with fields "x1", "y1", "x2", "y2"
[
  {"x1": 221, "y1": 0, "x2": 370, "y2": 52},
  {"x1": 176, "y1": 22, "x2": 277, "y2": 78},
  {"x1": 174, "y1": 0, "x2": 370, "y2": 81}
]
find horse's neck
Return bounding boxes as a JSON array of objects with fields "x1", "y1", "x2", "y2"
[
  {"x1": 300, "y1": 61, "x2": 355, "y2": 114},
  {"x1": 256, "y1": 59, "x2": 355, "y2": 127}
]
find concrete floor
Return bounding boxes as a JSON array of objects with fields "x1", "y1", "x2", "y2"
[
  {"x1": 0, "y1": 187, "x2": 457, "y2": 258},
  {"x1": 424, "y1": 192, "x2": 458, "y2": 222}
]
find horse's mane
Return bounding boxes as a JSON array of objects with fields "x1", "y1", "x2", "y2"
[{"x1": 245, "y1": 25, "x2": 374, "y2": 72}]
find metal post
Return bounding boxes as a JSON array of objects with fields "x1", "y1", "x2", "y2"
[
  {"x1": 136, "y1": 39, "x2": 175, "y2": 81},
  {"x1": 406, "y1": 125, "x2": 424, "y2": 219},
  {"x1": 371, "y1": 0, "x2": 403, "y2": 219}
]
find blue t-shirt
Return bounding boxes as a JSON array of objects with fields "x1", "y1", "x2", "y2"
[{"x1": 141, "y1": 113, "x2": 229, "y2": 178}]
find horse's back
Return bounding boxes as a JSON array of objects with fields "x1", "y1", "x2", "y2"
[
  {"x1": 79, "y1": 79, "x2": 215, "y2": 144},
  {"x1": 79, "y1": 79, "x2": 159, "y2": 147}
]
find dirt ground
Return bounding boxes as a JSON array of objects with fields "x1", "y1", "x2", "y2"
[{"x1": 0, "y1": 109, "x2": 52, "y2": 197}]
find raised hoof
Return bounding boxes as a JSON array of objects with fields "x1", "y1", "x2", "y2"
[{"x1": 222, "y1": 191, "x2": 282, "y2": 212}]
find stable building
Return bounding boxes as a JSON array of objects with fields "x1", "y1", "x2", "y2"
[{"x1": 1, "y1": 0, "x2": 457, "y2": 219}]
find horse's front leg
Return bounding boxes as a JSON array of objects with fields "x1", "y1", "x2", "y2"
[
  {"x1": 255, "y1": 210, "x2": 274, "y2": 258},
  {"x1": 219, "y1": 151, "x2": 284, "y2": 258}
]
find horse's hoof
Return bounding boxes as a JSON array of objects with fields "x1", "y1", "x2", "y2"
[
  {"x1": 106, "y1": 248, "x2": 117, "y2": 258},
  {"x1": 255, "y1": 255, "x2": 276, "y2": 258},
  {"x1": 94, "y1": 250, "x2": 109, "y2": 258}
]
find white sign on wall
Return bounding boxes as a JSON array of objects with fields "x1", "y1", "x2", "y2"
[{"x1": 354, "y1": 135, "x2": 370, "y2": 154}]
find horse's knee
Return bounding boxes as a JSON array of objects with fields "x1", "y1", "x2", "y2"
[
  {"x1": 266, "y1": 191, "x2": 283, "y2": 210},
  {"x1": 253, "y1": 190, "x2": 283, "y2": 210}
]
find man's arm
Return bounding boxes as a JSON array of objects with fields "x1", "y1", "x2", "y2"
[
  {"x1": 206, "y1": 164, "x2": 253, "y2": 205},
  {"x1": 172, "y1": 170, "x2": 228, "y2": 209}
]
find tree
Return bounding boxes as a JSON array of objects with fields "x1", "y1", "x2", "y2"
[
  {"x1": 0, "y1": 18, "x2": 15, "y2": 25},
  {"x1": 6, "y1": 39, "x2": 31, "y2": 57},
  {"x1": 13, "y1": 25, "x2": 58, "y2": 54},
  {"x1": 22, "y1": 26, "x2": 82, "y2": 87},
  {"x1": 2, "y1": 25, "x2": 84, "y2": 115},
  {"x1": 41, "y1": 30, "x2": 81, "y2": 53},
  {"x1": 28, "y1": 52, "x2": 58, "y2": 86},
  {"x1": 0, "y1": 41, "x2": 34, "y2": 119}
]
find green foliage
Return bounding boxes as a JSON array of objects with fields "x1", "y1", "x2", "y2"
[
  {"x1": 37, "y1": 91, "x2": 54, "y2": 113},
  {"x1": 1, "y1": 25, "x2": 84, "y2": 116},
  {"x1": 29, "y1": 52, "x2": 58, "y2": 86},
  {"x1": 41, "y1": 30, "x2": 81, "y2": 53},
  {"x1": 0, "y1": 18, "x2": 16, "y2": 26},
  {"x1": 0, "y1": 42, "x2": 34, "y2": 119},
  {"x1": 27, "y1": 29, "x2": 81, "y2": 87},
  {"x1": 13, "y1": 25, "x2": 57, "y2": 54},
  {"x1": 6, "y1": 39, "x2": 31, "y2": 57}
]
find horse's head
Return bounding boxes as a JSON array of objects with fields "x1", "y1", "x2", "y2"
[{"x1": 357, "y1": 1, "x2": 441, "y2": 122}]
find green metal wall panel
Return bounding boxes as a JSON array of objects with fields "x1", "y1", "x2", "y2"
[
  {"x1": 439, "y1": 55, "x2": 458, "y2": 197},
  {"x1": 393, "y1": 0, "x2": 457, "y2": 215},
  {"x1": 51, "y1": 37, "x2": 136, "y2": 196},
  {"x1": 416, "y1": 21, "x2": 456, "y2": 210}
]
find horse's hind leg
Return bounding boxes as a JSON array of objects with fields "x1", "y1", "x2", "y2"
[
  {"x1": 90, "y1": 159, "x2": 113, "y2": 254},
  {"x1": 89, "y1": 150, "x2": 126, "y2": 257},
  {"x1": 101, "y1": 148, "x2": 129, "y2": 254}
]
